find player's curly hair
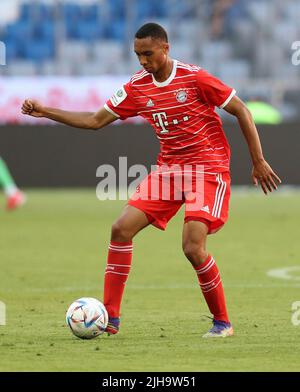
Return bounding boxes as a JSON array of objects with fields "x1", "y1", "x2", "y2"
[{"x1": 135, "y1": 23, "x2": 168, "y2": 42}]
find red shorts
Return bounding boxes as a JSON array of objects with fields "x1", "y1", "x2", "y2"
[{"x1": 128, "y1": 169, "x2": 231, "y2": 234}]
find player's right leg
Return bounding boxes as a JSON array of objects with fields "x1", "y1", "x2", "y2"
[
  {"x1": 110, "y1": 204, "x2": 150, "y2": 242},
  {"x1": 0, "y1": 157, "x2": 26, "y2": 210},
  {"x1": 104, "y1": 169, "x2": 183, "y2": 335},
  {"x1": 104, "y1": 205, "x2": 150, "y2": 335}
]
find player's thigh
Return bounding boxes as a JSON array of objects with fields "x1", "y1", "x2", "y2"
[
  {"x1": 112, "y1": 204, "x2": 150, "y2": 237},
  {"x1": 182, "y1": 220, "x2": 208, "y2": 251},
  {"x1": 184, "y1": 172, "x2": 231, "y2": 235}
]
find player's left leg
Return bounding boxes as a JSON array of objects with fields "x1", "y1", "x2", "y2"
[
  {"x1": 182, "y1": 220, "x2": 233, "y2": 337},
  {"x1": 0, "y1": 157, "x2": 26, "y2": 210}
]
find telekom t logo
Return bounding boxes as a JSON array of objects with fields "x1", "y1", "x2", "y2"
[
  {"x1": 152, "y1": 112, "x2": 190, "y2": 134},
  {"x1": 152, "y1": 112, "x2": 169, "y2": 134}
]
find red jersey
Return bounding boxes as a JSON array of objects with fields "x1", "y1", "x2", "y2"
[{"x1": 104, "y1": 60, "x2": 236, "y2": 173}]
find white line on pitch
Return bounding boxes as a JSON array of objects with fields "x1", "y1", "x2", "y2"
[
  {"x1": 267, "y1": 266, "x2": 300, "y2": 281},
  {"x1": 1, "y1": 283, "x2": 300, "y2": 294}
]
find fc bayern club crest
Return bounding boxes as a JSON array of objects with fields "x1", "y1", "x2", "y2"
[{"x1": 176, "y1": 90, "x2": 188, "y2": 103}]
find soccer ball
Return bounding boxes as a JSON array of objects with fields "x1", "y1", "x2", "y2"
[{"x1": 66, "y1": 297, "x2": 108, "y2": 339}]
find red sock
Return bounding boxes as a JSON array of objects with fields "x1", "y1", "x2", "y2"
[
  {"x1": 193, "y1": 254, "x2": 229, "y2": 323},
  {"x1": 103, "y1": 241, "x2": 133, "y2": 318}
]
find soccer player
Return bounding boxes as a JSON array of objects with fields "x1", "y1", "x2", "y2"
[
  {"x1": 21, "y1": 23, "x2": 281, "y2": 337},
  {"x1": 0, "y1": 156, "x2": 26, "y2": 210}
]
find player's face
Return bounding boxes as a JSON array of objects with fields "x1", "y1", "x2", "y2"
[{"x1": 134, "y1": 37, "x2": 169, "y2": 74}]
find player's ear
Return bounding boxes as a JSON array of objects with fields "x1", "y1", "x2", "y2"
[{"x1": 163, "y1": 42, "x2": 169, "y2": 54}]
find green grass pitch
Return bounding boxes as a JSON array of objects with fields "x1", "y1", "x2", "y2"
[{"x1": 0, "y1": 189, "x2": 299, "y2": 371}]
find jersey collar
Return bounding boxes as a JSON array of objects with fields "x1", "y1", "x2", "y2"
[{"x1": 152, "y1": 59, "x2": 177, "y2": 88}]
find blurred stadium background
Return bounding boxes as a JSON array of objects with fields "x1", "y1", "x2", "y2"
[
  {"x1": 0, "y1": 0, "x2": 300, "y2": 120},
  {"x1": 0, "y1": 0, "x2": 299, "y2": 187},
  {"x1": 1, "y1": 1, "x2": 300, "y2": 372}
]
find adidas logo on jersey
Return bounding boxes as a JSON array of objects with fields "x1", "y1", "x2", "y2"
[
  {"x1": 146, "y1": 99, "x2": 154, "y2": 107},
  {"x1": 200, "y1": 205, "x2": 210, "y2": 213}
]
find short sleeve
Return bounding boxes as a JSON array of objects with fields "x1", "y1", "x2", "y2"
[
  {"x1": 196, "y1": 69, "x2": 236, "y2": 109},
  {"x1": 104, "y1": 82, "x2": 138, "y2": 120}
]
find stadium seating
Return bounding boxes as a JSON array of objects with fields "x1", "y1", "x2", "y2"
[
  {"x1": 0, "y1": 0, "x2": 299, "y2": 118},
  {"x1": 0, "y1": 0, "x2": 298, "y2": 79}
]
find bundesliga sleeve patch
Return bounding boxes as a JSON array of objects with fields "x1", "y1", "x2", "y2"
[{"x1": 110, "y1": 86, "x2": 128, "y2": 107}]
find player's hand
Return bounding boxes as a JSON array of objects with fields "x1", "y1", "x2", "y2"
[
  {"x1": 252, "y1": 160, "x2": 281, "y2": 195},
  {"x1": 21, "y1": 99, "x2": 44, "y2": 118}
]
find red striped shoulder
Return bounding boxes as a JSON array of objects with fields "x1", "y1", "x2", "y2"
[
  {"x1": 130, "y1": 69, "x2": 151, "y2": 85},
  {"x1": 177, "y1": 61, "x2": 201, "y2": 73}
]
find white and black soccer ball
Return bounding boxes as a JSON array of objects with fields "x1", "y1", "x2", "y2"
[{"x1": 66, "y1": 297, "x2": 108, "y2": 339}]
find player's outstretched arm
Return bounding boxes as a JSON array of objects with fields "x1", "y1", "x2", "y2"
[
  {"x1": 223, "y1": 95, "x2": 282, "y2": 194},
  {"x1": 21, "y1": 99, "x2": 117, "y2": 130}
]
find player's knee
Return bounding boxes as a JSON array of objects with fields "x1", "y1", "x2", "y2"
[
  {"x1": 183, "y1": 242, "x2": 207, "y2": 265},
  {"x1": 111, "y1": 221, "x2": 133, "y2": 242}
]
